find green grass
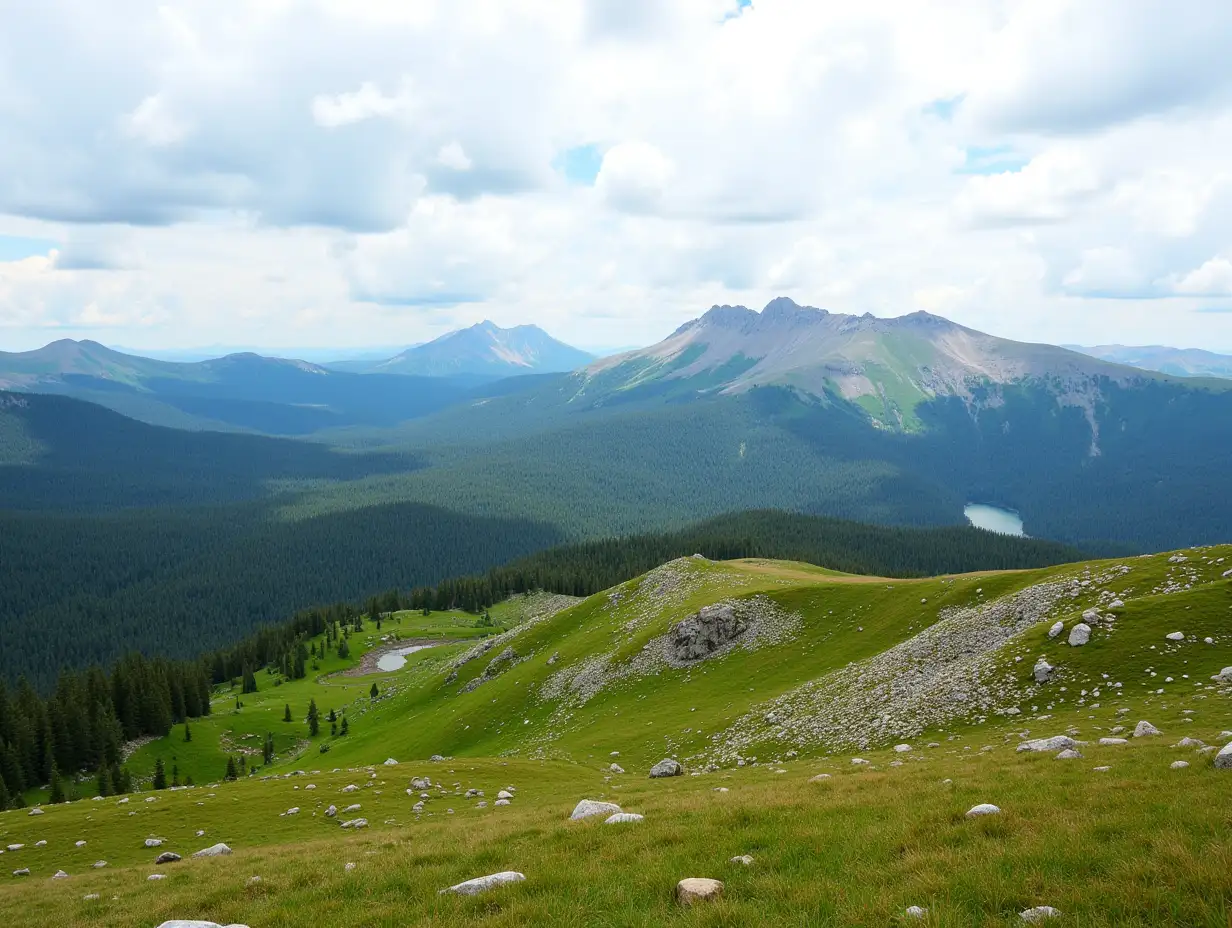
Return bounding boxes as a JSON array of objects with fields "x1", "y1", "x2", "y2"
[{"x1": 2, "y1": 551, "x2": 1230, "y2": 926}]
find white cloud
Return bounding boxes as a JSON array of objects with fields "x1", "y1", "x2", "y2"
[
  {"x1": 0, "y1": 0, "x2": 1229, "y2": 352},
  {"x1": 436, "y1": 142, "x2": 472, "y2": 171},
  {"x1": 596, "y1": 142, "x2": 675, "y2": 213},
  {"x1": 1167, "y1": 257, "x2": 1232, "y2": 297},
  {"x1": 311, "y1": 81, "x2": 415, "y2": 128}
]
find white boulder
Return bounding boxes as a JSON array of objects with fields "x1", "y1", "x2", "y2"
[
  {"x1": 440, "y1": 871, "x2": 525, "y2": 896},
  {"x1": 570, "y1": 799, "x2": 622, "y2": 820},
  {"x1": 965, "y1": 803, "x2": 1001, "y2": 817},
  {"x1": 1016, "y1": 736, "x2": 1079, "y2": 753},
  {"x1": 1021, "y1": 906, "x2": 1061, "y2": 922},
  {"x1": 1068, "y1": 623, "x2": 1091, "y2": 646},
  {"x1": 605, "y1": 813, "x2": 644, "y2": 824},
  {"x1": 1166, "y1": 632, "x2": 1185, "y2": 641},
  {"x1": 192, "y1": 843, "x2": 232, "y2": 858},
  {"x1": 1133, "y1": 721, "x2": 1162, "y2": 738},
  {"x1": 1047, "y1": 621, "x2": 1064, "y2": 639}
]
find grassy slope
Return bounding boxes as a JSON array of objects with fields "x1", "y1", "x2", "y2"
[{"x1": 1, "y1": 552, "x2": 1230, "y2": 926}]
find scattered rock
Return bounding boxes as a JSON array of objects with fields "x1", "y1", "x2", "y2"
[
  {"x1": 1033, "y1": 659, "x2": 1054, "y2": 683},
  {"x1": 609, "y1": 763, "x2": 625, "y2": 774},
  {"x1": 92, "y1": 861, "x2": 107, "y2": 869},
  {"x1": 497, "y1": 790, "x2": 514, "y2": 800},
  {"x1": 1098, "y1": 738, "x2": 1127, "y2": 746},
  {"x1": 1214, "y1": 743, "x2": 1232, "y2": 770},
  {"x1": 155, "y1": 852, "x2": 182, "y2": 864},
  {"x1": 1068, "y1": 623, "x2": 1091, "y2": 647},
  {"x1": 1047, "y1": 622, "x2": 1063, "y2": 639},
  {"x1": 1165, "y1": 632, "x2": 1185, "y2": 641},
  {"x1": 324, "y1": 805, "x2": 337, "y2": 818},
  {"x1": 905, "y1": 906, "x2": 928, "y2": 919},
  {"x1": 1212, "y1": 667, "x2": 1232, "y2": 683},
  {"x1": 1174, "y1": 737, "x2": 1205, "y2": 748},
  {"x1": 11, "y1": 869, "x2": 29, "y2": 877},
  {"x1": 649, "y1": 758, "x2": 683, "y2": 778},
  {"x1": 677, "y1": 878, "x2": 724, "y2": 905},
  {"x1": 83, "y1": 894, "x2": 99, "y2": 901},
  {"x1": 893, "y1": 743, "x2": 912, "y2": 753},
  {"x1": 1133, "y1": 721, "x2": 1162, "y2": 738},
  {"x1": 851, "y1": 758, "x2": 869, "y2": 766},
  {"x1": 52, "y1": 870, "x2": 68, "y2": 879},
  {"x1": 410, "y1": 777, "x2": 432, "y2": 790},
  {"x1": 145, "y1": 839, "x2": 164, "y2": 848},
  {"x1": 1016, "y1": 735, "x2": 1079, "y2": 753},
  {"x1": 345, "y1": 862, "x2": 356, "y2": 872},
  {"x1": 1020, "y1": 906, "x2": 1061, "y2": 922},
  {"x1": 1055, "y1": 749, "x2": 1082, "y2": 760},
  {"x1": 965, "y1": 803, "x2": 1001, "y2": 817},
  {"x1": 570, "y1": 799, "x2": 622, "y2": 820},
  {"x1": 809, "y1": 774, "x2": 832, "y2": 782},
  {"x1": 440, "y1": 871, "x2": 526, "y2": 896},
  {"x1": 605, "y1": 813, "x2": 644, "y2": 824},
  {"x1": 27, "y1": 808, "x2": 43, "y2": 816},
  {"x1": 192, "y1": 843, "x2": 232, "y2": 858},
  {"x1": 383, "y1": 758, "x2": 398, "y2": 766},
  {"x1": 1170, "y1": 761, "x2": 1190, "y2": 769},
  {"x1": 730, "y1": 855, "x2": 754, "y2": 866}
]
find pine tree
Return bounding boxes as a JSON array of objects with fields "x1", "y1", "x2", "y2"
[
  {"x1": 0, "y1": 776, "x2": 9, "y2": 812},
  {"x1": 183, "y1": 723, "x2": 192, "y2": 742},
  {"x1": 96, "y1": 766, "x2": 111, "y2": 798},
  {"x1": 340, "y1": 716, "x2": 349, "y2": 736},
  {"x1": 262, "y1": 733, "x2": 274, "y2": 765},
  {"x1": 307, "y1": 699, "x2": 320, "y2": 737},
  {"x1": 337, "y1": 637, "x2": 350, "y2": 659},
  {"x1": 171, "y1": 764, "x2": 180, "y2": 788},
  {"x1": 224, "y1": 756, "x2": 238, "y2": 781},
  {"x1": 330, "y1": 720, "x2": 337, "y2": 736},
  {"x1": 327, "y1": 708, "x2": 337, "y2": 723},
  {"x1": 152, "y1": 757, "x2": 167, "y2": 790},
  {"x1": 48, "y1": 766, "x2": 66, "y2": 804},
  {"x1": 369, "y1": 682, "x2": 379, "y2": 701},
  {"x1": 283, "y1": 704, "x2": 292, "y2": 723}
]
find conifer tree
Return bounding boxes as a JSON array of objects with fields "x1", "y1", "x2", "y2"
[
  {"x1": 283, "y1": 704, "x2": 292, "y2": 723},
  {"x1": 152, "y1": 757, "x2": 167, "y2": 790},
  {"x1": 224, "y1": 756, "x2": 238, "y2": 781},
  {"x1": 338, "y1": 637, "x2": 350, "y2": 659},
  {"x1": 48, "y1": 767, "x2": 66, "y2": 804},
  {"x1": 370, "y1": 682, "x2": 379, "y2": 701},
  {"x1": 183, "y1": 723, "x2": 192, "y2": 742},
  {"x1": 0, "y1": 776, "x2": 9, "y2": 812},
  {"x1": 340, "y1": 716, "x2": 349, "y2": 736},
  {"x1": 96, "y1": 766, "x2": 111, "y2": 797},
  {"x1": 307, "y1": 699, "x2": 320, "y2": 737}
]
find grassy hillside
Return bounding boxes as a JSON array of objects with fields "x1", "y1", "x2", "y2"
[{"x1": 2, "y1": 547, "x2": 1228, "y2": 926}]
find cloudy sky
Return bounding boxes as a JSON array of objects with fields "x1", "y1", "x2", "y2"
[{"x1": 2, "y1": 0, "x2": 1231, "y2": 355}]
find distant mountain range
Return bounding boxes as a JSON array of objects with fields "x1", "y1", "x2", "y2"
[
  {"x1": 0, "y1": 339, "x2": 485, "y2": 434},
  {"x1": 1066, "y1": 344, "x2": 1232, "y2": 380},
  {"x1": 331, "y1": 321, "x2": 593, "y2": 377}
]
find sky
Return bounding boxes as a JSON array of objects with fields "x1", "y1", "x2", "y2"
[{"x1": 1, "y1": 0, "x2": 1232, "y2": 355}]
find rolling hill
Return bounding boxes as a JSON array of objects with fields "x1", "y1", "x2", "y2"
[
  {"x1": 363, "y1": 321, "x2": 594, "y2": 378},
  {"x1": 2, "y1": 546, "x2": 1229, "y2": 927},
  {"x1": 0, "y1": 340, "x2": 481, "y2": 434},
  {"x1": 1068, "y1": 343, "x2": 1232, "y2": 380}
]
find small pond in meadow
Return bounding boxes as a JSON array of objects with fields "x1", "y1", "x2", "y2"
[{"x1": 376, "y1": 644, "x2": 439, "y2": 672}]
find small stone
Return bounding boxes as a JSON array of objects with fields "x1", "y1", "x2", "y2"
[
  {"x1": 605, "y1": 812, "x2": 644, "y2": 824},
  {"x1": 440, "y1": 871, "x2": 525, "y2": 895},
  {"x1": 965, "y1": 803, "x2": 1001, "y2": 817},
  {"x1": 145, "y1": 838, "x2": 164, "y2": 848},
  {"x1": 345, "y1": 862, "x2": 356, "y2": 872},
  {"x1": 1017, "y1": 735, "x2": 1079, "y2": 753},
  {"x1": 809, "y1": 774, "x2": 832, "y2": 782},
  {"x1": 1021, "y1": 906, "x2": 1061, "y2": 922},
  {"x1": 893, "y1": 744, "x2": 912, "y2": 753},
  {"x1": 1133, "y1": 721, "x2": 1162, "y2": 738},
  {"x1": 729, "y1": 854, "x2": 754, "y2": 866},
  {"x1": 609, "y1": 763, "x2": 625, "y2": 774},
  {"x1": 1165, "y1": 631, "x2": 1184, "y2": 641},
  {"x1": 1170, "y1": 761, "x2": 1190, "y2": 769},
  {"x1": 851, "y1": 757, "x2": 869, "y2": 766},
  {"x1": 83, "y1": 893, "x2": 100, "y2": 901},
  {"x1": 905, "y1": 906, "x2": 928, "y2": 919},
  {"x1": 676, "y1": 878, "x2": 724, "y2": 905},
  {"x1": 1047, "y1": 621, "x2": 1064, "y2": 639},
  {"x1": 147, "y1": 874, "x2": 167, "y2": 881},
  {"x1": 92, "y1": 861, "x2": 107, "y2": 869},
  {"x1": 1055, "y1": 749, "x2": 1082, "y2": 760},
  {"x1": 11, "y1": 869, "x2": 29, "y2": 877},
  {"x1": 1098, "y1": 738, "x2": 1127, "y2": 746},
  {"x1": 247, "y1": 875, "x2": 262, "y2": 885}
]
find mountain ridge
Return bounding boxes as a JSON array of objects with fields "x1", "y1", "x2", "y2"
[{"x1": 368, "y1": 320, "x2": 593, "y2": 378}]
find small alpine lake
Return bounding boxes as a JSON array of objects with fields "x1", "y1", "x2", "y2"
[{"x1": 964, "y1": 503, "x2": 1026, "y2": 537}]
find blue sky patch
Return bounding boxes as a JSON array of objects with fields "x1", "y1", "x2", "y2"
[
  {"x1": 923, "y1": 96, "x2": 963, "y2": 121},
  {"x1": 956, "y1": 145, "x2": 1029, "y2": 175},
  {"x1": 0, "y1": 235, "x2": 58, "y2": 262},
  {"x1": 553, "y1": 144, "x2": 605, "y2": 185}
]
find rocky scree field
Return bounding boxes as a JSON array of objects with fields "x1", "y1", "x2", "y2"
[{"x1": 1, "y1": 548, "x2": 1230, "y2": 926}]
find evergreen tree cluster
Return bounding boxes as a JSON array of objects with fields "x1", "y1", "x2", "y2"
[{"x1": 0, "y1": 655, "x2": 210, "y2": 808}]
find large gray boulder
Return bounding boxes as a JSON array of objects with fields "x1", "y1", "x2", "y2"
[
  {"x1": 1133, "y1": 721, "x2": 1162, "y2": 738},
  {"x1": 1215, "y1": 743, "x2": 1232, "y2": 769},
  {"x1": 440, "y1": 871, "x2": 525, "y2": 895},
  {"x1": 1033, "y1": 658, "x2": 1054, "y2": 682},
  {"x1": 670, "y1": 604, "x2": 747, "y2": 662},
  {"x1": 154, "y1": 852, "x2": 182, "y2": 864},
  {"x1": 1020, "y1": 907, "x2": 1061, "y2": 922},
  {"x1": 1068, "y1": 623, "x2": 1091, "y2": 646},
  {"x1": 1212, "y1": 667, "x2": 1232, "y2": 683},
  {"x1": 676, "y1": 877, "x2": 724, "y2": 905},
  {"x1": 570, "y1": 799, "x2": 622, "y2": 820},
  {"x1": 649, "y1": 758, "x2": 684, "y2": 778},
  {"x1": 965, "y1": 803, "x2": 1001, "y2": 817},
  {"x1": 1047, "y1": 622, "x2": 1064, "y2": 639}
]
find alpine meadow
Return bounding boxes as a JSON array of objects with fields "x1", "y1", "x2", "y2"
[{"x1": 2, "y1": 3, "x2": 1232, "y2": 927}]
